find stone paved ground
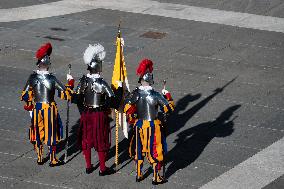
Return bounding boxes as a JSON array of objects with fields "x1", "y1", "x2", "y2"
[{"x1": 0, "y1": 1, "x2": 283, "y2": 188}]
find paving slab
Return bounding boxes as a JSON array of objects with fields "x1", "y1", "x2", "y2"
[{"x1": 0, "y1": 1, "x2": 283, "y2": 188}]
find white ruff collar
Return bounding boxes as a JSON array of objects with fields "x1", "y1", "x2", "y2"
[
  {"x1": 87, "y1": 73, "x2": 101, "y2": 79},
  {"x1": 36, "y1": 70, "x2": 49, "y2": 75},
  {"x1": 139, "y1": 86, "x2": 153, "y2": 91}
]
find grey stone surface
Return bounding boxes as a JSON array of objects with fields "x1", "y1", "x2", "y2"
[
  {"x1": 0, "y1": 0, "x2": 60, "y2": 9},
  {"x1": 0, "y1": 1, "x2": 283, "y2": 188},
  {"x1": 263, "y1": 175, "x2": 284, "y2": 189},
  {"x1": 153, "y1": 0, "x2": 284, "y2": 18}
]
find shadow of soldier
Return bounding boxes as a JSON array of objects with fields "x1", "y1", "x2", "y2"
[
  {"x1": 107, "y1": 125, "x2": 134, "y2": 170},
  {"x1": 109, "y1": 93, "x2": 203, "y2": 171},
  {"x1": 167, "y1": 77, "x2": 237, "y2": 138},
  {"x1": 58, "y1": 119, "x2": 81, "y2": 163},
  {"x1": 162, "y1": 77, "x2": 238, "y2": 178},
  {"x1": 166, "y1": 93, "x2": 202, "y2": 137},
  {"x1": 165, "y1": 104, "x2": 241, "y2": 178},
  {"x1": 67, "y1": 119, "x2": 81, "y2": 156},
  {"x1": 58, "y1": 94, "x2": 84, "y2": 162}
]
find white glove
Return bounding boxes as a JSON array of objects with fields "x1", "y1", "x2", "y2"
[
  {"x1": 67, "y1": 74, "x2": 73, "y2": 81},
  {"x1": 162, "y1": 89, "x2": 169, "y2": 95},
  {"x1": 29, "y1": 111, "x2": 33, "y2": 118},
  {"x1": 117, "y1": 80, "x2": 123, "y2": 87},
  {"x1": 121, "y1": 38, "x2": 125, "y2": 46}
]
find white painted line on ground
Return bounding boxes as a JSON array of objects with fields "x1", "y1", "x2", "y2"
[
  {"x1": 237, "y1": 123, "x2": 284, "y2": 133},
  {"x1": 0, "y1": 0, "x2": 284, "y2": 33},
  {"x1": 0, "y1": 137, "x2": 22, "y2": 142},
  {"x1": 0, "y1": 128, "x2": 17, "y2": 133},
  {"x1": 0, "y1": 105, "x2": 18, "y2": 111},
  {"x1": 199, "y1": 137, "x2": 284, "y2": 189},
  {"x1": 177, "y1": 52, "x2": 284, "y2": 70},
  {"x1": 0, "y1": 0, "x2": 93, "y2": 22},
  {"x1": 0, "y1": 151, "x2": 36, "y2": 159},
  {"x1": 0, "y1": 175, "x2": 73, "y2": 189}
]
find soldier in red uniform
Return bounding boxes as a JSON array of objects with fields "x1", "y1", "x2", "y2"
[{"x1": 74, "y1": 43, "x2": 122, "y2": 175}]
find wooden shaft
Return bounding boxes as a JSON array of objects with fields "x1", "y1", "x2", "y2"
[
  {"x1": 65, "y1": 64, "x2": 71, "y2": 163},
  {"x1": 136, "y1": 122, "x2": 138, "y2": 179},
  {"x1": 115, "y1": 110, "x2": 119, "y2": 169}
]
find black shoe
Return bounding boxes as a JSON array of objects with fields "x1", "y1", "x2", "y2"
[
  {"x1": 37, "y1": 160, "x2": 44, "y2": 165},
  {"x1": 99, "y1": 167, "x2": 115, "y2": 176},
  {"x1": 152, "y1": 177, "x2": 168, "y2": 185},
  {"x1": 86, "y1": 165, "x2": 95, "y2": 174},
  {"x1": 136, "y1": 176, "x2": 144, "y2": 182},
  {"x1": 49, "y1": 160, "x2": 64, "y2": 167}
]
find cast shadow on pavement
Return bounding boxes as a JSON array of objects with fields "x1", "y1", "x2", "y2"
[
  {"x1": 59, "y1": 98, "x2": 91, "y2": 162},
  {"x1": 57, "y1": 96, "x2": 84, "y2": 162},
  {"x1": 165, "y1": 78, "x2": 240, "y2": 178},
  {"x1": 165, "y1": 104, "x2": 241, "y2": 178},
  {"x1": 166, "y1": 93, "x2": 202, "y2": 137},
  {"x1": 106, "y1": 92, "x2": 203, "y2": 175},
  {"x1": 167, "y1": 77, "x2": 237, "y2": 138},
  {"x1": 107, "y1": 77, "x2": 238, "y2": 175},
  {"x1": 58, "y1": 119, "x2": 82, "y2": 163},
  {"x1": 108, "y1": 129, "x2": 134, "y2": 171}
]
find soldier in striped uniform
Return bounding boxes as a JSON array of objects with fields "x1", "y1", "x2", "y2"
[
  {"x1": 124, "y1": 59, "x2": 174, "y2": 185},
  {"x1": 21, "y1": 43, "x2": 74, "y2": 166}
]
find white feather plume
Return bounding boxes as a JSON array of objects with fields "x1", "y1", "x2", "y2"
[{"x1": 83, "y1": 43, "x2": 106, "y2": 65}]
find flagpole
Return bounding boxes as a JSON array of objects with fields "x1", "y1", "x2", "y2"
[
  {"x1": 64, "y1": 64, "x2": 71, "y2": 163},
  {"x1": 115, "y1": 21, "x2": 121, "y2": 171},
  {"x1": 162, "y1": 80, "x2": 166, "y2": 178},
  {"x1": 115, "y1": 109, "x2": 119, "y2": 171}
]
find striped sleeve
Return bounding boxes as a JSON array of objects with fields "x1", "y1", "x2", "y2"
[
  {"x1": 20, "y1": 88, "x2": 33, "y2": 107},
  {"x1": 59, "y1": 87, "x2": 73, "y2": 101}
]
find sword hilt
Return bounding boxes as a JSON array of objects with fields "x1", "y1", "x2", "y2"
[
  {"x1": 118, "y1": 20, "x2": 122, "y2": 37},
  {"x1": 163, "y1": 80, "x2": 166, "y2": 90},
  {"x1": 68, "y1": 64, "x2": 71, "y2": 74}
]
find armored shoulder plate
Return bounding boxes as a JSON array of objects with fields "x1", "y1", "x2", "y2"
[
  {"x1": 134, "y1": 88, "x2": 168, "y2": 121},
  {"x1": 99, "y1": 79, "x2": 115, "y2": 97},
  {"x1": 75, "y1": 75, "x2": 88, "y2": 94},
  {"x1": 82, "y1": 77, "x2": 114, "y2": 107},
  {"x1": 22, "y1": 72, "x2": 36, "y2": 92},
  {"x1": 28, "y1": 72, "x2": 59, "y2": 103},
  {"x1": 153, "y1": 90, "x2": 169, "y2": 107},
  {"x1": 125, "y1": 88, "x2": 140, "y2": 105}
]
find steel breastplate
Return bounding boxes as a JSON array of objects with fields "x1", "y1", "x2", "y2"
[
  {"x1": 83, "y1": 78, "x2": 107, "y2": 107},
  {"x1": 30, "y1": 74, "x2": 56, "y2": 103},
  {"x1": 136, "y1": 89, "x2": 159, "y2": 121}
]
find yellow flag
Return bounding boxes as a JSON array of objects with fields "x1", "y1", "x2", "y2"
[
  {"x1": 112, "y1": 35, "x2": 130, "y2": 139},
  {"x1": 112, "y1": 37, "x2": 129, "y2": 91}
]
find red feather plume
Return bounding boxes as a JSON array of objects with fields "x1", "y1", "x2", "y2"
[
  {"x1": 36, "y1": 43, "x2": 52, "y2": 60},
  {"x1": 136, "y1": 59, "x2": 153, "y2": 76}
]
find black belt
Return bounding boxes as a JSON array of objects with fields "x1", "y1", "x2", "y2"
[{"x1": 84, "y1": 106, "x2": 107, "y2": 112}]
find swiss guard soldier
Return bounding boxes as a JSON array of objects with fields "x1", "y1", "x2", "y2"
[
  {"x1": 124, "y1": 59, "x2": 174, "y2": 185},
  {"x1": 75, "y1": 43, "x2": 122, "y2": 175},
  {"x1": 20, "y1": 43, "x2": 74, "y2": 166}
]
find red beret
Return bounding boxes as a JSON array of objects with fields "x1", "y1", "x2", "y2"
[
  {"x1": 136, "y1": 58, "x2": 153, "y2": 77},
  {"x1": 36, "y1": 43, "x2": 52, "y2": 60}
]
